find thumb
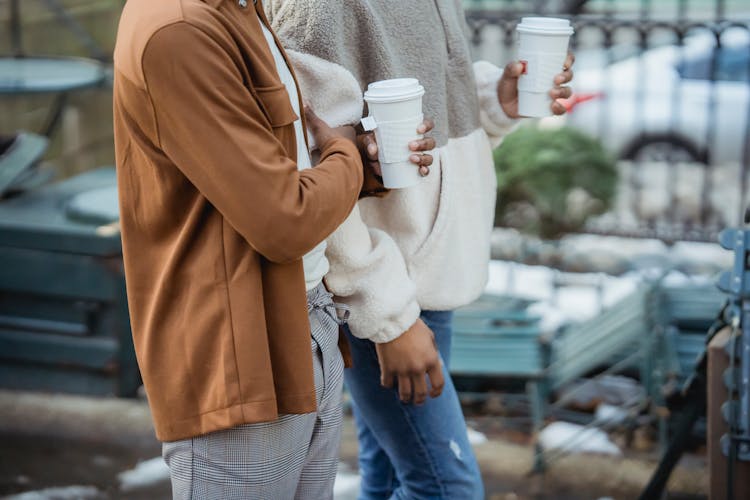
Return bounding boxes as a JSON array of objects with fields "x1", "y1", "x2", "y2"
[
  {"x1": 498, "y1": 61, "x2": 525, "y2": 103},
  {"x1": 503, "y1": 61, "x2": 525, "y2": 80}
]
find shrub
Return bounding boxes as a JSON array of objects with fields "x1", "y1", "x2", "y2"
[{"x1": 494, "y1": 124, "x2": 618, "y2": 240}]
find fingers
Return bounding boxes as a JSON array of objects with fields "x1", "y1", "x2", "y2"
[
  {"x1": 554, "y1": 68, "x2": 574, "y2": 86},
  {"x1": 409, "y1": 153, "x2": 432, "y2": 177},
  {"x1": 550, "y1": 65, "x2": 573, "y2": 115},
  {"x1": 411, "y1": 374, "x2": 429, "y2": 406},
  {"x1": 409, "y1": 131, "x2": 435, "y2": 177},
  {"x1": 409, "y1": 153, "x2": 433, "y2": 167},
  {"x1": 398, "y1": 374, "x2": 413, "y2": 403},
  {"x1": 503, "y1": 61, "x2": 525, "y2": 80},
  {"x1": 381, "y1": 367, "x2": 395, "y2": 389},
  {"x1": 409, "y1": 137, "x2": 436, "y2": 152},
  {"x1": 562, "y1": 51, "x2": 575, "y2": 71},
  {"x1": 362, "y1": 133, "x2": 379, "y2": 161},
  {"x1": 549, "y1": 86, "x2": 573, "y2": 100},
  {"x1": 549, "y1": 52, "x2": 575, "y2": 116},
  {"x1": 427, "y1": 361, "x2": 445, "y2": 398},
  {"x1": 555, "y1": 52, "x2": 575, "y2": 85},
  {"x1": 356, "y1": 132, "x2": 382, "y2": 175},
  {"x1": 417, "y1": 118, "x2": 435, "y2": 134},
  {"x1": 551, "y1": 99, "x2": 568, "y2": 115}
]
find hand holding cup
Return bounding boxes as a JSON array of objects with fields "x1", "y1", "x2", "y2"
[
  {"x1": 498, "y1": 17, "x2": 576, "y2": 118},
  {"x1": 358, "y1": 118, "x2": 435, "y2": 179},
  {"x1": 498, "y1": 52, "x2": 575, "y2": 117},
  {"x1": 361, "y1": 78, "x2": 432, "y2": 189}
]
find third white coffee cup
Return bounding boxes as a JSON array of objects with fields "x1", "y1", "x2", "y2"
[
  {"x1": 516, "y1": 17, "x2": 574, "y2": 118},
  {"x1": 361, "y1": 78, "x2": 426, "y2": 189}
]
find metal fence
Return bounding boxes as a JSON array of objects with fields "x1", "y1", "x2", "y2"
[{"x1": 466, "y1": 0, "x2": 750, "y2": 242}]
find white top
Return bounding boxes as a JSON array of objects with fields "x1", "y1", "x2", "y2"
[{"x1": 256, "y1": 13, "x2": 329, "y2": 291}]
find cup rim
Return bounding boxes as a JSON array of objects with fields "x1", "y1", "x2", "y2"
[
  {"x1": 517, "y1": 16, "x2": 574, "y2": 35},
  {"x1": 364, "y1": 78, "x2": 425, "y2": 104}
]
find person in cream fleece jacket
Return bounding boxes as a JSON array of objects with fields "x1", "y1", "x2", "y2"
[{"x1": 267, "y1": 1, "x2": 574, "y2": 498}]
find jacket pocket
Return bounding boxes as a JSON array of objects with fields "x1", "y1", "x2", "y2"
[{"x1": 255, "y1": 84, "x2": 299, "y2": 128}]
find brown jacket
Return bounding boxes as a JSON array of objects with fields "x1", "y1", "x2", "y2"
[{"x1": 113, "y1": 0, "x2": 374, "y2": 441}]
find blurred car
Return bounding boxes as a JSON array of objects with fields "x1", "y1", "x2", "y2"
[{"x1": 563, "y1": 29, "x2": 750, "y2": 166}]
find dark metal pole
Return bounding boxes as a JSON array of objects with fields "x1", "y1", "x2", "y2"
[
  {"x1": 10, "y1": 0, "x2": 23, "y2": 57},
  {"x1": 638, "y1": 386, "x2": 706, "y2": 500}
]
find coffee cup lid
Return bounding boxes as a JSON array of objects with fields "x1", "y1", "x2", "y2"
[
  {"x1": 516, "y1": 17, "x2": 574, "y2": 35},
  {"x1": 364, "y1": 78, "x2": 425, "y2": 104}
]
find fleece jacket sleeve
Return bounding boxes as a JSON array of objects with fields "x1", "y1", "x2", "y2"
[
  {"x1": 266, "y1": 1, "x2": 422, "y2": 342},
  {"x1": 324, "y1": 205, "x2": 422, "y2": 343},
  {"x1": 290, "y1": 53, "x2": 420, "y2": 342}
]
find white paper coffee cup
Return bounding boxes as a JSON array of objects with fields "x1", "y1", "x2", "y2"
[
  {"x1": 516, "y1": 17, "x2": 574, "y2": 118},
  {"x1": 362, "y1": 78, "x2": 425, "y2": 189}
]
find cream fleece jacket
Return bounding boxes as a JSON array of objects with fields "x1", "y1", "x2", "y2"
[{"x1": 267, "y1": 0, "x2": 517, "y2": 343}]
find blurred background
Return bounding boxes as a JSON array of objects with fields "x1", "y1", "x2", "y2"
[{"x1": 0, "y1": 0, "x2": 749, "y2": 499}]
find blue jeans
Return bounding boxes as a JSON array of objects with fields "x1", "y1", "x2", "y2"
[{"x1": 344, "y1": 310, "x2": 484, "y2": 500}]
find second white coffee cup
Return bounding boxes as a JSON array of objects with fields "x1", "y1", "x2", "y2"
[
  {"x1": 516, "y1": 17, "x2": 574, "y2": 118},
  {"x1": 361, "y1": 78, "x2": 426, "y2": 189}
]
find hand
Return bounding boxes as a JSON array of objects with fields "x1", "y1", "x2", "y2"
[
  {"x1": 374, "y1": 318, "x2": 445, "y2": 405},
  {"x1": 305, "y1": 106, "x2": 357, "y2": 147},
  {"x1": 357, "y1": 119, "x2": 436, "y2": 178},
  {"x1": 497, "y1": 52, "x2": 575, "y2": 117}
]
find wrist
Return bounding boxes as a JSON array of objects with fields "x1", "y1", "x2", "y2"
[{"x1": 319, "y1": 135, "x2": 355, "y2": 155}]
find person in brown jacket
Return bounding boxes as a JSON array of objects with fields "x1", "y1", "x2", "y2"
[{"x1": 112, "y1": 0, "x2": 423, "y2": 498}]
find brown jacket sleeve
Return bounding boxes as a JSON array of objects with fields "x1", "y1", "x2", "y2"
[{"x1": 141, "y1": 22, "x2": 363, "y2": 263}]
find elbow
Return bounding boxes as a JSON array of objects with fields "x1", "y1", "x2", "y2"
[
  {"x1": 248, "y1": 179, "x2": 357, "y2": 263},
  {"x1": 254, "y1": 238, "x2": 309, "y2": 264},
  {"x1": 249, "y1": 215, "x2": 321, "y2": 264}
]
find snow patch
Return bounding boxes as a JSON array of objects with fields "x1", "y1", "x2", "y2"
[
  {"x1": 595, "y1": 403, "x2": 631, "y2": 427},
  {"x1": 117, "y1": 456, "x2": 170, "y2": 492},
  {"x1": 467, "y1": 427, "x2": 488, "y2": 446},
  {"x1": 561, "y1": 375, "x2": 646, "y2": 408},
  {"x1": 539, "y1": 421, "x2": 622, "y2": 456},
  {"x1": 466, "y1": 427, "x2": 487, "y2": 446},
  {"x1": 660, "y1": 270, "x2": 716, "y2": 288},
  {"x1": 486, "y1": 260, "x2": 641, "y2": 330},
  {"x1": 2, "y1": 486, "x2": 103, "y2": 499}
]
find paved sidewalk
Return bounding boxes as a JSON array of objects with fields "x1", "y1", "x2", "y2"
[{"x1": 0, "y1": 390, "x2": 708, "y2": 499}]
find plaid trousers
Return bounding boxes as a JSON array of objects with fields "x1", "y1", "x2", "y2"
[{"x1": 162, "y1": 282, "x2": 346, "y2": 500}]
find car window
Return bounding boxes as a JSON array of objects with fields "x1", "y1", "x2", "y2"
[{"x1": 677, "y1": 45, "x2": 750, "y2": 82}]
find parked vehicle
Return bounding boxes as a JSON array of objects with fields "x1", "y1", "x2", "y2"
[{"x1": 564, "y1": 28, "x2": 750, "y2": 167}]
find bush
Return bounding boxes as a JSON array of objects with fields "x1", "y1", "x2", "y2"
[{"x1": 494, "y1": 124, "x2": 618, "y2": 240}]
